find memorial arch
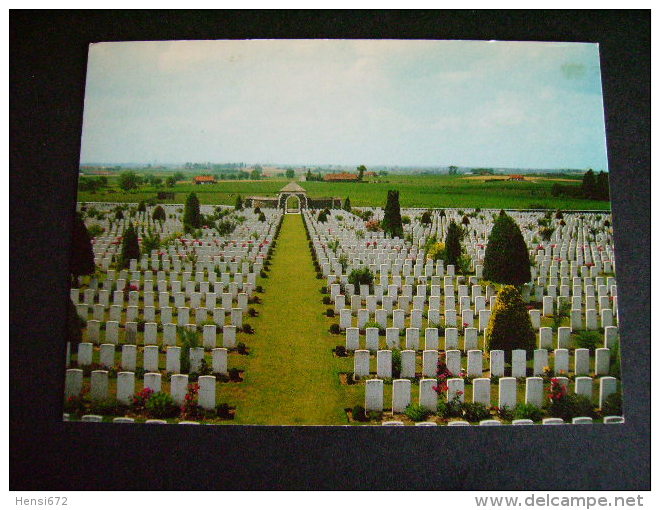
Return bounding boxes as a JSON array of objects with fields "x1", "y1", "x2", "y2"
[{"x1": 245, "y1": 182, "x2": 342, "y2": 212}]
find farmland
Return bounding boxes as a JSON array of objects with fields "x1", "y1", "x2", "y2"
[{"x1": 77, "y1": 174, "x2": 611, "y2": 211}]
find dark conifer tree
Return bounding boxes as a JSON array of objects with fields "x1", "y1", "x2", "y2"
[
  {"x1": 482, "y1": 212, "x2": 531, "y2": 286},
  {"x1": 381, "y1": 190, "x2": 403, "y2": 238}
]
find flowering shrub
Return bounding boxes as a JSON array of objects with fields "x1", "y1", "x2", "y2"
[
  {"x1": 432, "y1": 353, "x2": 453, "y2": 394},
  {"x1": 132, "y1": 387, "x2": 154, "y2": 413},
  {"x1": 64, "y1": 385, "x2": 90, "y2": 416},
  {"x1": 180, "y1": 383, "x2": 202, "y2": 421},
  {"x1": 548, "y1": 378, "x2": 567, "y2": 403}
]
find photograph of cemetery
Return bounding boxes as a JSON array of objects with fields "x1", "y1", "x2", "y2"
[{"x1": 63, "y1": 40, "x2": 622, "y2": 426}]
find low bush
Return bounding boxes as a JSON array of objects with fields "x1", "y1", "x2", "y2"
[
  {"x1": 248, "y1": 307, "x2": 258, "y2": 317},
  {"x1": 329, "y1": 324, "x2": 341, "y2": 334},
  {"x1": 215, "y1": 403, "x2": 232, "y2": 419},
  {"x1": 352, "y1": 405, "x2": 368, "y2": 422},
  {"x1": 391, "y1": 349, "x2": 402, "y2": 378},
  {"x1": 335, "y1": 345, "x2": 347, "y2": 357},
  {"x1": 326, "y1": 309, "x2": 335, "y2": 317},
  {"x1": 146, "y1": 392, "x2": 179, "y2": 419},
  {"x1": 228, "y1": 368, "x2": 241, "y2": 381},
  {"x1": 405, "y1": 403, "x2": 431, "y2": 422},
  {"x1": 236, "y1": 342, "x2": 248, "y2": 355},
  {"x1": 547, "y1": 394, "x2": 595, "y2": 421},
  {"x1": 496, "y1": 405, "x2": 515, "y2": 421},
  {"x1": 574, "y1": 330, "x2": 600, "y2": 350},
  {"x1": 88, "y1": 397, "x2": 124, "y2": 416},
  {"x1": 602, "y1": 392, "x2": 622, "y2": 416},
  {"x1": 514, "y1": 403, "x2": 544, "y2": 422},
  {"x1": 322, "y1": 295, "x2": 332, "y2": 305},
  {"x1": 462, "y1": 402, "x2": 491, "y2": 423},
  {"x1": 241, "y1": 323, "x2": 255, "y2": 334}
]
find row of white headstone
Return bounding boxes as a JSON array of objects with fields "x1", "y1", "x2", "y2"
[
  {"x1": 80, "y1": 302, "x2": 245, "y2": 326},
  {"x1": 352, "y1": 347, "x2": 613, "y2": 378},
  {"x1": 336, "y1": 305, "x2": 615, "y2": 331},
  {"x1": 344, "y1": 326, "x2": 619, "y2": 351},
  {"x1": 363, "y1": 376, "x2": 619, "y2": 413},
  {"x1": 65, "y1": 368, "x2": 221, "y2": 410},
  {"x1": 78, "y1": 320, "x2": 238, "y2": 348},
  {"x1": 72, "y1": 342, "x2": 230, "y2": 373},
  {"x1": 381, "y1": 416, "x2": 625, "y2": 426}
]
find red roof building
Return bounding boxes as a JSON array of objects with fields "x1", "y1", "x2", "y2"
[
  {"x1": 194, "y1": 175, "x2": 217, "y2": 184},
  {"x1": 323, "y1": 172, "x2": 360, "y2": 182},
  {"x1": 508, "y1": 174, "x2": 525, "y2": 181}
]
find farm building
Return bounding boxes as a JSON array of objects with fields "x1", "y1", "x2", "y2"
[
  {"x1": 508, "y1": 174, "x2": 525, "y2": 181},
  {"x1": 323, "y1": 172, "x2": 360, "y2": 182},
  {"x1": 193, "y1": 175, "x2": 217, "y2": 185}
]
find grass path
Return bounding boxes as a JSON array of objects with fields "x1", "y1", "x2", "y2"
[{"x1": 227, "y1": 214, "x2": 353, "y2": 425}]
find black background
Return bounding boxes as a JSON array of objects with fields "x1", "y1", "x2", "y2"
[{"x1": 10, "y1": 10, "x2": 650, "y2": 490}]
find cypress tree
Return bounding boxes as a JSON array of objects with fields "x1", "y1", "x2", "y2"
[
  {"x1": 234, "y1": 194, "x2": 244, "y2": 211},
  {"x1": 581, "y1": 169, "x2": 597, "y2": 199},
  {"x1": 596, "y1": 171, "x2": 610, "y2": 201},
  {"x1": 119, "y1": 222, "x2": 140, "y2": 269},
  {"x1": 482, "y1": 212, "x2": 531, "y2": 286},
  {"x1": 183, "y1": 192, "x2": 201, "y2": 228},
  {"x1": 485, "y1": 285, "x2": 536, "y2": 354},
  {"x1": 152, "y1": 205, "x2": 166, "y2": 222},
  {"x1": 343, "y1": 196, "x2": 351, "y2": 212},
  {"x1": 381, "y1": 190, "x2": 403, "y2": 238},
  {"x1": 70, "y1": 212, "x2": 96, "y2": 277},
  {"x1": 444, "y1": 220, "x2": 463, "y2": 267}
]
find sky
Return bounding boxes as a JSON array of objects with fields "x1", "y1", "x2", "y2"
[{"x1": 79, "y1": 39, "x2": 608, "y2": 170}]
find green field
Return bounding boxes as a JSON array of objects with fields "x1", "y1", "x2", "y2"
[{"x1": 77, "y1": 174, "x2": 611, "y2": 210}]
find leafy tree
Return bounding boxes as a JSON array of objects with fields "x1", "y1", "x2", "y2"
[
  {"x1": 343, "y1": 196, "x2": 351, "y2": 212},
  {"x1": 448, "y1": 165, "x2": 458, "y2": 175},
  {"x1": 482, "y1": 212, "x2": 531, "y2": 286},
  {"x1": 317, "y1": 209, "x2": 329, "y2": 223},
  {"x1": 258, "y1": 212, "x2": 266, "y2": 222},
  {"x1": 118, "y1": 171, "x2": 140, "y2": 191},
  {"x1": 183, "y1": 192, "x2": 201, "y2": 230},
  {"x1": 485, "y1": 285, "x2": 536, "y2": 354},
  {"x1": 381, "y1": 190, "x2": 403, "y2": 238},
  {"x1": 420, "y1": 210, "x2": 432, "y2": 225},
  {"x1": 444, "y1": 220, "x2": 463, "y2": 267},
  {"x1": 165, "y1": 176, "x2": 177, "y2": 187},
  {"x1": 357, "y1": 164, "x2": 367, "y2": 181},
  {"x1": 119, "y1": 222, "x2": 140, "y2": 269},
  {"x1": 285, "y1": 169, "x2": 295, "y2": 179},
  {"x1": 152, "y1": 205, "x2": 166, "y2": 222},
  {"x1": 137, "y1": 200, "x2": 146, "y2": 213},
  {"x1": 173, "y1": 171, "x2": 185, "y2": 181},
  {"x1": 234, "y1": 195, "x2": 244, "y2": 211},
  {"x1": 250, "y1": 169, "x2": 262, "y2": 180},
  {"x1": 581, "y1": 169, "x2": 597, "y2": 199},
  {"x1": 70, "y1": 212, "x2": 95, "y2": 277},
  {"x1": 114, "y1": 209, "x2": 124, "y2": 220}
]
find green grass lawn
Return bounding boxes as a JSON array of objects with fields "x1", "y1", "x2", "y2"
[
  {"x1": 215, "y1": 214, "x2": 357, "y2": 424},
  {"x1": 77, "y1": 174, "x2": 611, "y2": 210}
]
